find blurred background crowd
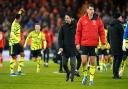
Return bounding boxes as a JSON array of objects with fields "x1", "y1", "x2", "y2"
[{"x1": 0, "y1": 0, "x2": 127, "y2": 50}]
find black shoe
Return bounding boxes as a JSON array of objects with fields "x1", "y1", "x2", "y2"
[
  {"x1": 17, "y1": 71, "x2": 25, "y2": 76},
  {"x1": 70, "y1": 74, "x2": 74, "y2": 82},
  {"x1": 70, "y1": 78, "x2": 74, "y2": 82},
  {"x1": 112, "y1": 76, "x2": 121, "y2": 79},
  {"x1": 59, "y1": 70, "x2": 65, "y2": 73},
  {"x1": 66, "y1": 72, "x2": 70, "y2": 81},
  {"x1": 74, "y1": 70, "x2": 80, "y2": 77},
  {"x1": 98, "y1": 67, "x2": 100, "y2": 71}
]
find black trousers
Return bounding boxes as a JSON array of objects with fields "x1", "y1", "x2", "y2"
[
  {"x1": 43, "y1": 48, "x2": 49, "y2": 63},
  {"x1": 76, "y1": 53, "x2": 81, "y2": 70},
  {"x1": 62, "y1": 54, "x2": 76, "y2": 79},
  {"x1": 113, "y1": 54, "x2": 123, "y2": 77},
  {"x1": 59, "y1": 54, "x2": 63, "y2": 71},
  {"x1": 96, "y1": 55, "x2": 99, "y2": 66}
]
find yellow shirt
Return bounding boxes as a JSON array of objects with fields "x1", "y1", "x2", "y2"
[
  {"x1": 9, "y1": 20, "x2": 21, "y2": 46},
  {"x1": 24, "y1": 31, "x2": 46, "y2": 50}
]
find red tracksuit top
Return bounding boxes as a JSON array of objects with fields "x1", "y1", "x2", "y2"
[
  {"x1": 42, "y1": 30, "x2": 54, "y2": 48},
  {"x1": 0, "y1": 32, "x2": 5, "y2": 48},
  {"x1": 75, "y1": 14, "x2": 105, "y2": 46}
]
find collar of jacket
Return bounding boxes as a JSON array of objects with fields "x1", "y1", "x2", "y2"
[{"x1": 85, "y1": 13, "x2": 98, "y2": 20}]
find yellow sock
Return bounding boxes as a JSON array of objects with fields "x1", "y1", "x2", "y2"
[
  {"x1": 110, "y1": 56, "x2": 113, "y2": 64},
  {"x1": 82, "y1": 65, "x2": 87, "y2": 76},
  {"x1": 121, "y1": 60, "x2": 126, "y2": 71},
  {"x1": 37, "y1": 57, "x2": 41, "y2": 72},
  {"x1": 110, "y1": 57, "x2": 113, "y2": 70},
  {"x1": 90, "y1": 65, "x2": 95, "y2": 81},
  {"x1": 10, "y1": 58, "x2": 15, "y2": 73},
  {"x1": 17, "y1": 56, "x2": 24, "y2": 72}
]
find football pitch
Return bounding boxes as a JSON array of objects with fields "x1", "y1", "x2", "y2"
[{"x1": 0, "y1": 61, "x2": 128, "y2": 89}]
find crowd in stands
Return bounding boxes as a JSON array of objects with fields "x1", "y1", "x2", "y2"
[{"x1": 0, "y1": 0, "x2": 127, "y2": 49}]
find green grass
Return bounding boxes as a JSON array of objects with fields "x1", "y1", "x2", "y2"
[{"x1": 0, "y1": 61, "x2": 128, "y2": 89}]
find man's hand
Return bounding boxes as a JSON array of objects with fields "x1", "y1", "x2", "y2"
[
  {"x1": 59, "y1": 48, "x2": 63, "y2": 52},
  {"x1": 58, "y1": 48, "x2": 63, "y2": 54},
  {"x1": 23, "y1": 44, "x2": 26, "y2": 48},
  {"x1": 18, "y1": 8, "x2": 25, "y2": 14},
  {"x1": 76, "y1": 45, "x2": 80, "y2": 50}
]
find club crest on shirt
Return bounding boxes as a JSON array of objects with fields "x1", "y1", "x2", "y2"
[
  {"x1": 92, "y1": 20, "x2": 96, "y2": 25},
  {"x1": 84, "y1": 21, "x2": 87, "y2": 24}
]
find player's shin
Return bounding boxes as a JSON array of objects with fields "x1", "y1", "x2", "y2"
[
  {"x1": 10, "y1": 58, "x2": 15, "y2": 74},
  {"x1": 17, "y1": 55, "x2": 24, "y2": 72},
  {"x1": 37, "y1": 56, "x2": 41, "y2": 72}
]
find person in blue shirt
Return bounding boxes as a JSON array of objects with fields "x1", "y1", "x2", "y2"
[
  {"x1": 119, "y1": 21, "x2": 128, "y2": 77},
  {"x1": 122, "y1": 21, "x2": 128, "y2": 51}
]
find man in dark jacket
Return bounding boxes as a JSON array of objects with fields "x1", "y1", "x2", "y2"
[
  {"x1": 58, "y1": 12, "x2": 77, "y2": 82},
  {"x1": 108, "y1": 13, "x2": 124, "y2": 79}
]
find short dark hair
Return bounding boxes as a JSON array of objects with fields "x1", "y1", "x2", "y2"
[
  {"x1": 87, "y1": 3, "x2": 95, "y2": 8},
  {"x1": 65, "y1": 12, "x2": 73, "y2": 17},
  {"x1": 15, "y1": 14, "x2": 21, "y2": 19},
  {"x1": 35, "y1": 23, "x2": 41, "y2": 26}
]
